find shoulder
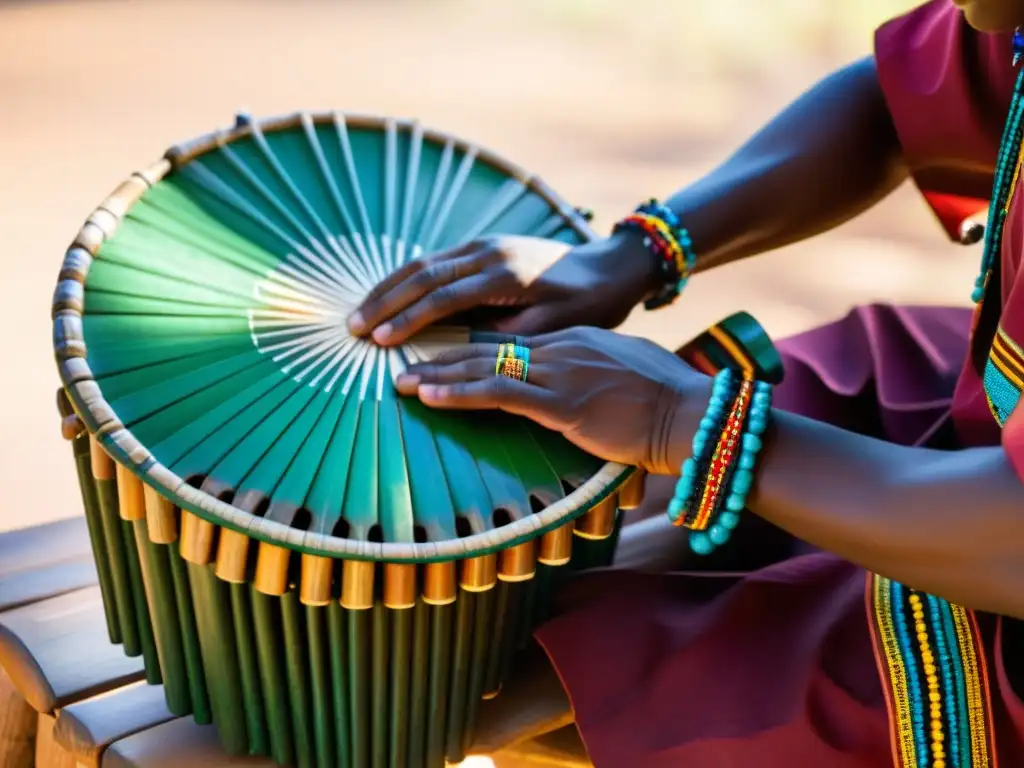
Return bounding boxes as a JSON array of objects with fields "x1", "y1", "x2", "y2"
[
  {"x1": 873, "y1": 0, "x2": 1015, "y2": 240},
  {"x1": 875, "y1": 0, "x2": 1014, "y2": 104}
]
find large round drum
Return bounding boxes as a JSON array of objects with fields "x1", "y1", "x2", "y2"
[{"x1": 52, "y1": 111, "x2": 777, "y2": 768}]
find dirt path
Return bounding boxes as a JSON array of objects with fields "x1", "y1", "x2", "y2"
[{"x1": 0, "y1": 0, "x2": 970, "y2": 532}]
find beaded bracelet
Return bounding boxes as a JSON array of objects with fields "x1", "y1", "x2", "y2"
[
  {"x1": 612, "y1": 198, "x2": 697, "y2": 310},
  {"x1": 667, "y1": 368, "x2": 773, "y2": 555}
]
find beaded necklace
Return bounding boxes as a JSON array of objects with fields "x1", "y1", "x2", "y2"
[
  {"x1": 863, "y1": 30, "x2": 1024, "y2": 768},
  {"x1": 972, "y1": 29, "x2": 1024, "y2": 302}
]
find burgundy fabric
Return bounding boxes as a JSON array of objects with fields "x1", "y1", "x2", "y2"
[
  {"x1": 874, "y1": 0, "x2": 1013, "y2": 240},
  {"x1": 536, "y1": 306, "x2": 984, "y2": 767},
  {"x1": 534, "y1": 2, "x2": 1024, "y2": 765}
]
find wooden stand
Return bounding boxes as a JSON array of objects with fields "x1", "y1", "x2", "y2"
[
  {"x1": 33, "y1": 716, "x2": 74, "y2": 768},
  {"x1": 0, "y1": 513, "x2": 606, "y2": 767},
  {"x1": 0, "y1": 667, "x2": 34, "y2": 768}
]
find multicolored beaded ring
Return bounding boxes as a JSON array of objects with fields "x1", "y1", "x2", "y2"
[{"x1": 495, "y1": 342, "x2": 530, "y2": 383}]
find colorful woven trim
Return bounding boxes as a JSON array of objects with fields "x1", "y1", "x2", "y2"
[
  {"x1": 675, "y1": 312, "x2": 785, "y2": 386},
  {"x1": 984, "y1": 326, "x2": 1024, "y2": 426},
  {"x1": 868, "y1": 575, "x2": 997, "y2": 768},
  {"x1": 866, "y1": 31, "x2": 1019, "y2": 768}
]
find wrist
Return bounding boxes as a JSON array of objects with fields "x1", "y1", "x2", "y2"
[
  {"x1": 605, "y1": 230, "x2": 662, "y2": 301},
  {"x1": 648, "y1": 375, "x2": 713, "y2": 476},
  {"x1": 610, "y1": 202, "x2": 698, "y2": 310}
]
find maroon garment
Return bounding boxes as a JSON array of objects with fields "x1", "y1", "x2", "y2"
[
  {"x1": 875, "y1": 0, "x2": 1013, "y2": 243},
  {"x1": 535, "y1": 2, "x2": 1024, "y2": 765}
]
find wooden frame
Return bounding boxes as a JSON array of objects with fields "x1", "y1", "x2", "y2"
[{"x1": 51, "y1": 110, "x2": 639, "y2": 564}]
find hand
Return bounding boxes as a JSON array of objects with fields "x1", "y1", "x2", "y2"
[
  {"x1": 394, "y1": 327, "x2": 709, "y2": 474},
  {"x1": 347, "y1": 232, "x2": 658, "y2": 346}
]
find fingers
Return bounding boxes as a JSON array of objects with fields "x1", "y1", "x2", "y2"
[
  {"x1": 347, "y1": 242, "x2": 499, "y2": 340},
  {"x1": 348, "y1": 259, "x2": 424, "y2": 332},
  {"x1": 396, "y1": 337, "x2": 550, "y2": 390},
  {"x1": 427, "y1": 340, "x2": 533, "y2": 364},
  {"x1": 372, "y1": 270, "x2": 509, "y2": 346},
  {"x1": 492, "y1": 303, "x2": 571, "y2": 336},
  {"x1": 396, "y1": 341, "x2": 529, "y2": 392},
  {"x1": 393, "y1": 335, "x2": 565, "y2": 429},
  {"x1": 418, "y1": 377, "x2": 558, "y2": 423},
  {"x1": 393, "y1": 356, "x2": 495, "y2": 395}
]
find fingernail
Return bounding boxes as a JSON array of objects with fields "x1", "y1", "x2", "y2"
[
  {"x1": 419, "y1": 384, "x2": 441, "y2": 402},
  {"x1": 395, "y1": 373, "x2": 420, "y2": 391},
  {"x1": 372, "y1": 323, "x2": 393, "y2": 344},
  {"x1": 347, "y1": 311, "x2": 365, "y2": 334}
]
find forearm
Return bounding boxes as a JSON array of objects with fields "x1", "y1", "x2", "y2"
[
  {"x1": 661, "y1": 56, "x2": 908, "y2": 271},
  {"x1": 668, "y1": 384, "x2": 1024, "y2": 617}
]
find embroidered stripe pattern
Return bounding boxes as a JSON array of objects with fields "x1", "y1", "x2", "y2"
[
  {"x1": 871, "y1": 575, "x2": 918, "y2": 768},
  {"x1": 952, "y1": 605, "x2": 997, "y2": 766},
  {"x1": 868, "y1": 575, "x2": 996, "y2": 768},
  {"x1": 927, "y1": 594, "x2": 970, "y2": 767},
  {"x1": 984, "y1": 326, "x2": 1024, "y2": 425},
  {"x1": 872, "y1": 30, "x2": 1024, "y2": 768},
  {"x1": 707, "y1": 325, "x2": 755, "y2": 377}
]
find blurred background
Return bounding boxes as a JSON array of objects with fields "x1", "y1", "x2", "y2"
[{"x1": 1, "y1": 0, "x2": 959, "y2": 538}]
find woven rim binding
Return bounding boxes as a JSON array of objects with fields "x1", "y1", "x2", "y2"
[{"x1": 52, "y1": 110, "x2": 635, "y2": 564}]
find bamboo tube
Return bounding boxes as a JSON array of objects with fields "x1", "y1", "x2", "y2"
[
  {"x1": 179, "y1": 511, "x2": 216, "y2": 565},
  {"x1": 574, "y1": 495, "x2": 618, "y2": 540},
  {"x1": 383, "y1": 563, "x2": 417, "y2": 609},
  {"x1": 618, "y1": 469, "x2": 647, "y2": 510},
  {"x1": 498, "y1": 540, "x2": 536, "y2": 582},
  {"x1": 253, "y1": 542, "x2": 291, "y2": 596},
  {"x1": 143, "y1": 485, "x2": 177, "y2": 545},
  {"x1": 89, "y1": 435, "x2": 114, "y2": 481},
  {"x1": 214, "y1": 528, "x2": 251, "y2": 584},
  {"x1": 460, "y1": 555, "x2": 498, "y2": 592},
  {"x1": 299, "y1": 554, "x2": 334, "y2": 606},
  {"x1": 422, "y1": 562, "x2": 457, "y2": 605},
  {"x1": 340, "y1": 560, "x2": 375, "y2": 610},
  {"x1": 537, "y1": 524, "x2": 573, "y2": 566},
  {"x1": 115, "y1": 465, "x2": 146, "y2": 521}
]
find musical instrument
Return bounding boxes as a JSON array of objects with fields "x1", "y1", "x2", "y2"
[{"x1": 52, "y1": 111, "x2": 781, "y2": 768}]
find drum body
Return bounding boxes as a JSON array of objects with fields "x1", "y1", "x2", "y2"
[{"x1": 52, "y1": 112, "x2": 781, "y2": 768}]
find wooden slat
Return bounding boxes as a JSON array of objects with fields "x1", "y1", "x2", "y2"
[
  {"x1": 0, "y1": 517, "x2": 91, "y2": 580},
  {"x1": 101, "y1": 718, "x2": 276, "y2": 768},
  {"x1": 54, "y1": 681, "x2": 175, "y2": 768},
  {"x1": 0, "y1": 587, "x2": 144, "y2": 714},
  {"x1": 0, "y1": 666, "x2": 34, "y2": 768},
  {"x1": 35, "y1": 713, "x2": 76, "y2": 768},
  {"x1": 0, "y1": 557, "x2": 97, "y2": 613}
]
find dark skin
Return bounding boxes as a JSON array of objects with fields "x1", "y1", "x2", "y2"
[
  {"x1": 347, "y1": 57, "x2": 905, "y2": 342},
  {"x1": 349, "y1": 6, "x2": 1024, "y2": 753},
  {"x1": 393, "y1": 331, "x2": 1024, "y2": 619},
  {"x1": 955, "y1": 0, "x2": 1024, "y2": 32},
  {"x1": 354, "y1": 55, "x2": 1021, "y2": 610},
  {"x1": 352, "y1": 55, "x2": 1024, "y2": 614}
]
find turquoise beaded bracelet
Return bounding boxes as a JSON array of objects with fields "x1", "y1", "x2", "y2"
[{"x1": 667, "y1": 368, "x2": 773, "y2": 556}]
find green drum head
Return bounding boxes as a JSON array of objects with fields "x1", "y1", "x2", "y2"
[{"x1": 54, "y1": 112, "x2": 631, "y2": 563}]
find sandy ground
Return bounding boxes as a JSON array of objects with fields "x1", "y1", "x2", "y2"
[{"x1": 0, "y1": 0, "x2": 971, "y2": 534}]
